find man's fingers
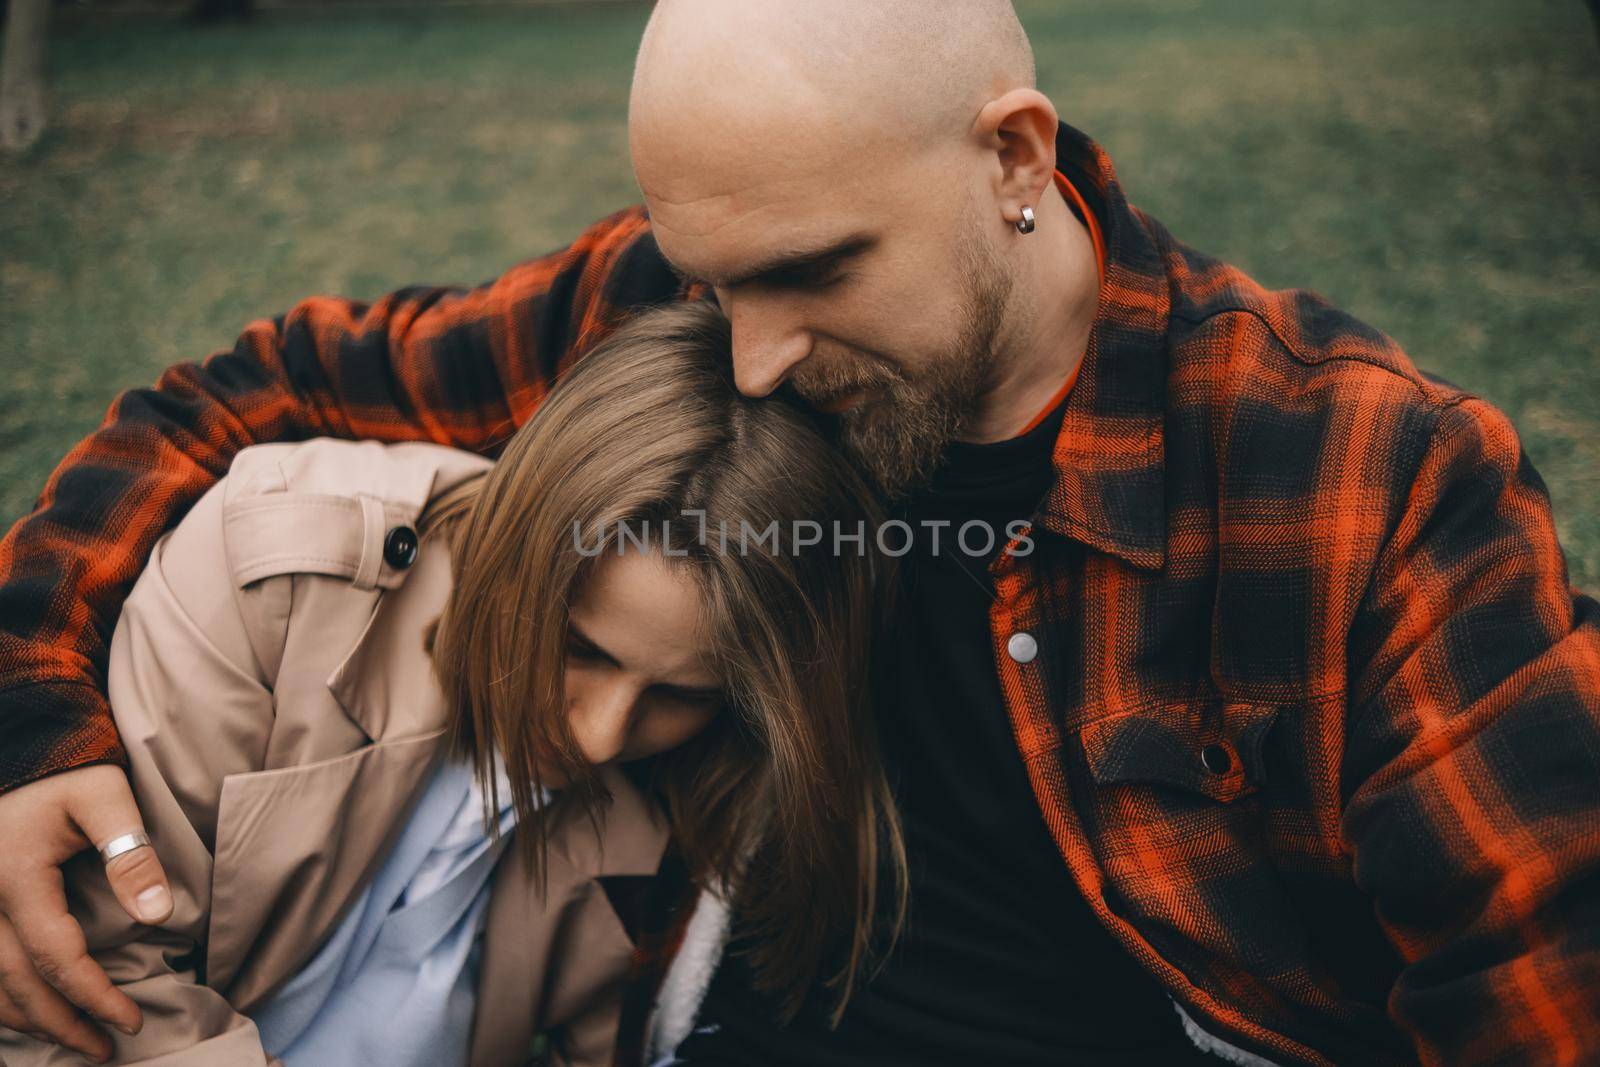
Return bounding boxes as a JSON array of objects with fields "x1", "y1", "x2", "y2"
[
  {"x1": 0, "y1": 764, "x2": 152, "y2": 1053},
  {"x1": 0, "y1": 979, "x2": 38, "y2": 1035},
  {"x1": 64, "y1": 770, "x2": 174, "y2": 927},
  {"x1": 6, "y1": 869, "x2": 141, "y2": 1039},
  {"x1": 0, "y1": 913, "x2": 114, "y2": 1063}
]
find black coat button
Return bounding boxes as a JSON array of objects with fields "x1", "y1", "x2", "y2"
[
  {"x1": 383, "y1": 525, "x2": 418, "y2": 570},
  {"x1": 1200, "y1": 744, "x2": 1233, "y2": 775}
]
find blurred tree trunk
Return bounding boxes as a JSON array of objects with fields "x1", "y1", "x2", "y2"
[{"x1": 0, "y1": 0, "x2": 48, "y2": 152}]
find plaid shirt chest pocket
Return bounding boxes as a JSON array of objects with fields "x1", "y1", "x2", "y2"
[{"x1": 1080, "y1": 696, "x2": 1280, "y2": 806}]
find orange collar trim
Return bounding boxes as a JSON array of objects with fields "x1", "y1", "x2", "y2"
[
  {"x1": 1054, "y1": 169, "x2": 1106, "y2": 284},
  {"x1": 1015, "y1": 358, "x2": 1083, "y2": 437},
  {"x1": 1012, "y1": 172, "x2": 1103, "y2": 436}
]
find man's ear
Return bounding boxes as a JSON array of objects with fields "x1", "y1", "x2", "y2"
[{"x1": 972, "y1": 88, "x2": 1060, "y2": 230}]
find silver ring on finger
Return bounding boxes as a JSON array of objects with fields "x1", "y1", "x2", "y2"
[{"x1": 98, "y1": 832, "x2": 152, "y2": 866}]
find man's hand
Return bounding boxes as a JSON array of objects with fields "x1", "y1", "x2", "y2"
[{"x1": 0, "y1": 763, "x2": 174, "y2": 1062}]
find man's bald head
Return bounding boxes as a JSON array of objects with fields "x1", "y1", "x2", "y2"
[{"x1": 631, "y1": 0, "x2": 1034, "y2": 170}]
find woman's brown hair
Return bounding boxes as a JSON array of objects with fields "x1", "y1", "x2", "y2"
[{"x1": 426, "y1": 301, "x2": 906, "y2": 1021}]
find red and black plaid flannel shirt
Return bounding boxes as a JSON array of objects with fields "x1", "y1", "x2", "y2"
[{"x1": 2, "y1": 124, "x2": 1597, "y2": 1066}]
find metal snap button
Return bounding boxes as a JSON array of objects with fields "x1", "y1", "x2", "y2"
[
  {"x1": 1200, "y1": 744, "x2": 1233, "y2": 775},
  {"x1": 383, "y1": 525, "x2": 418, "y2": 570},
  {"x1": 1006, "y1": 631, "x2": 1038, "y2": 664}
]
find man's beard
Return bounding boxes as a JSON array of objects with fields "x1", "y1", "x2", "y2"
[{"x1": 796, "y1": 237, "x2": 1012, "y2": 500}]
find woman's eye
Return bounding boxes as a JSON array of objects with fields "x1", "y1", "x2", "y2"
[{"x1": 653, "y1": 686, "x2": 722, "y2": 710}]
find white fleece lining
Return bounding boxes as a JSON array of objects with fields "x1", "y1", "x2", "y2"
[
  {"x1": 647, "y1": 888, "x2": 732, "y2": 1060},
  {"x1": 1173, "y1": 1000, "x2": 1283, "y2": 1066}
]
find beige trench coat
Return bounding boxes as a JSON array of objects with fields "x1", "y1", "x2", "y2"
[{"x1": 0, "y1": 439, "x2": 670, "y2": 1067}]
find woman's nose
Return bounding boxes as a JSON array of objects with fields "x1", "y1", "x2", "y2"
[{"x1": 566, "y1": 681, "x2": 636, "y2": 767}]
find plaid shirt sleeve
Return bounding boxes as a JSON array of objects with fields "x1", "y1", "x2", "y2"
[
  {"x1": 0, "y1": 204, "x2": 681, "y2": 796},
  {"x1": 1342, "y1": 393, "x2": 1600, "y2": 1065}
]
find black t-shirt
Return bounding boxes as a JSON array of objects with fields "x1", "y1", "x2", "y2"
[{"x1": 672, "y1": 395, "x2": 1216, "y2": 1066}]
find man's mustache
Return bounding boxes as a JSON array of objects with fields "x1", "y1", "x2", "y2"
[{"x1": 787, "y1": 352, "x2": 903, "y2": 408}]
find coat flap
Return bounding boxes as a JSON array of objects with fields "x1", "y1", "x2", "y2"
[{"x1": 206, "y1": 729, "x2": 447, "y2": 1009}]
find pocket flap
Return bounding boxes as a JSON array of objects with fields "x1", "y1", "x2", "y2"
[
  {"x1": 206, "y1": 731, "x2": 445, "y2": 1008},
  {"x1": 1081, "y1": 700, "x2": 1279, "y2": 803}
]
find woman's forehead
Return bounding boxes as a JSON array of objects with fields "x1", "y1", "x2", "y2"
[{"x1": 569, "y1": 551, "x2": 719, "y2": 685}]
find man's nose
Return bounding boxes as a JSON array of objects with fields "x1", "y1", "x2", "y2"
[
  {"x1": 724, "y1": 291, "x2": 811, "y2": 398},
  {"x1": 566, "y1": 681, "x2": 636, "y2": 768}
]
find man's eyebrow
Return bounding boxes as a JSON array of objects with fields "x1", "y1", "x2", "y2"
[{"x1": 672, "y1": 234, "x2": 877, "y2": 289}]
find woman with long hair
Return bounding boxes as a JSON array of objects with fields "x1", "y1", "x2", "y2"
[{"x1": 0, "y1": 302, "x2": 905, "y2": 1067}]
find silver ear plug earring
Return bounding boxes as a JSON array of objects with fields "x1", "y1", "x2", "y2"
[{"x1": 1016, "y1": 205, "x2": 1036, "y2": 235}]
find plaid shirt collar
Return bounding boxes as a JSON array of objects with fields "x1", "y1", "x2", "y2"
[{"x1": 1040, "y1": 123, "x2": 1171, "y2": 572}]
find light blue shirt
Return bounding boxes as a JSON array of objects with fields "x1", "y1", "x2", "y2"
[{"x1": 247, "y1": 753, "x2": 519, "y2": 1067}]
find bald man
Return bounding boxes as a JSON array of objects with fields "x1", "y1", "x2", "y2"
[{"x1": 1, "y1": 2, "x2": 1597, "y2": 1065}]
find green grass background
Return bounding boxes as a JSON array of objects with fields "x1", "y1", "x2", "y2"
[{"x1": 3, "y1": 0, "x2": 1598, "y2": 583}]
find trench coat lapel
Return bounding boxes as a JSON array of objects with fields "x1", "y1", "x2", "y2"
[
  {"x1": 325, "y1": 533, "x2": 455, "y2": 743},
  {"x1": 469, "y1": 767, "x2": 671, "y2": 1067}
]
